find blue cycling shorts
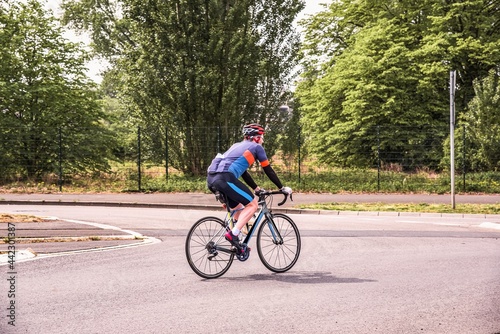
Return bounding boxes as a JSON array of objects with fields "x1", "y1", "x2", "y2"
[{"x1": 207, "y1": 172, "x2": 254, "y2": 208}]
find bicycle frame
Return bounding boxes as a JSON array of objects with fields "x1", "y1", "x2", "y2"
[
  {"x1": 242, "y1": 197, "x2": 282, "y2": 244},
  {"x1": 216, "y1": 192, "x2": 285, "y2": 254}
]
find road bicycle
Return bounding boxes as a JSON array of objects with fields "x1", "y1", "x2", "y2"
[{"x1": 185, "y1": 189, "x2": 301, "y2": 279}]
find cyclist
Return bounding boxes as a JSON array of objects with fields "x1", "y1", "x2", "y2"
[{"x1": 207, "y1": 123, "x2": 292, "y2": 252}]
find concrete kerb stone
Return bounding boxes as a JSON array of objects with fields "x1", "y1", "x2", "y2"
[
  {"x1": 398, "y1": 212, "x2": 424, "y2": 217},
  {"x1": 0, "y1": 249, "x2": 38, "y2": 263},
  {"x1": 0, "y1": 213, "x2": 160, "y2": 264},
  {"x1": 375, "y1": 211, "x2": 401, "y2": 216},
  {"x1": 479, "y1": 222, "x2": 500, "y2": 230},
  {"x1": 0, "y1": 236, "x2": 160, "y2": 264},
  {"x1": 0, "y1": 235, "x2": 143, "y2": 263},
  {"x1": 2, "y1": 199, "x2": 500, "y2": 220},
  {"x1": 463, "y1": 213, "x2": 487, "y2": 219}
]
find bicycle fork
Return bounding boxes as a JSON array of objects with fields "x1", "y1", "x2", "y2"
[{"x1": 265, "y1": 214, "x2": 284, "y2": 245}]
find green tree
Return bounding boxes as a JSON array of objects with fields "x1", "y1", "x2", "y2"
[
  {"x1": 297, "y1": 0, "x2": 500, "y2": 169},
  {"x1": 61, "y1": 0, "x2": 304, "y2": 175},
  {"x1": 99, "y1": 68, "x2": 136, "y2": 161},
  {"x1": 458, "y1": 70, "x2": 500, "y2": 171},
  {"x1": 0, "y1": 0, "x2": 115, "y2": 180},
  {"x1": 275, "y1": 98, "x2": 305, "y2": 173}
]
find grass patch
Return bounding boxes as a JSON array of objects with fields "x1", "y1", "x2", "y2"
[
  {"x1": 131, "y1": 169, "x2": 500, "y2": 194},
  {"x1": 0, "y1": 214, "x2": 45, "y2": 223},
  {"x1": 1, "y1": 168, "x2": 500, "y2": 194},
  {"x1": 297, "y1": 202, "x2": 500, "y2": 215}
]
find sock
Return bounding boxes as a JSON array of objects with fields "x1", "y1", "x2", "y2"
[{"x1": 231, "y1": 227, "x2": 240, "y2": 236}]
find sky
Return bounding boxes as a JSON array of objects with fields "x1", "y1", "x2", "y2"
[
  {"x1": 298, "y1": 0, "x2": 330, "y2": 21},
  {"x1": 45, "y1": 0, "x2": 330, "y2": 83}
]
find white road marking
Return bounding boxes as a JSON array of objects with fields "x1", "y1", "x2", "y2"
[{"x1": 0, "y1": 218, "x2": 160, "y2": 265}]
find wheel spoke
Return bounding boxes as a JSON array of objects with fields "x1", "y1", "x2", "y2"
[
  {"x1": 185, "y1": 217, "x2": 234, "y2": 279},
  {"x1": 257, "y1": 214, "x2": 301, "y2": 273}
]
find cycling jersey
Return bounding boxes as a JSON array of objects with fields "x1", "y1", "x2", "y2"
[
  {"x1": 207, "y1": 139, "x2": 283, "y2": 207},
  {"x1": 207, "y1": 140, "x2": 269, "y2": 178}
]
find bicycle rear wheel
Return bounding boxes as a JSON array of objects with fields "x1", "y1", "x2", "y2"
[
  {"x1": 257, "y1": 213, "x2": 301, "y2": 273},
  {"x1": 185, "y1": 216, "x2": 234, "y2": 279}
]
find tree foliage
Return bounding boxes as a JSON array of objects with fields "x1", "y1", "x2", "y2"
[
  {"x1": 0, "y1": 0, "x2": 115, "y2": 180},
  {"x1": 61, "y1": 0, "x2": 304, "y2": 175},
  {"x1": 296, "y1": 0, "x2": 500, "y2": 169},
  {"x1": 458, "y1": 70, "x2": 500, "y2": 171}
]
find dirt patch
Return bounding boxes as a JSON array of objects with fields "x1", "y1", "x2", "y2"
[{"x1": 0, "y1": 214, "x2": 46, "y2": 223}]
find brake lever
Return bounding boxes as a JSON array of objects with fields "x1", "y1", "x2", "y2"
[{"x1": 277, "y1": 192, "x2": 288, "y2": 206}]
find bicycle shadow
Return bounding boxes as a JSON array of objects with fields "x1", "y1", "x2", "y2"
[{"x1": 218, "y1": 271, "x2": 377, "y2": 284}]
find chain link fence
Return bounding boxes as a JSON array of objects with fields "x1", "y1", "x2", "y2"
[{"x1": 0, "y1": 125, "x2": 493, "y2": 193}]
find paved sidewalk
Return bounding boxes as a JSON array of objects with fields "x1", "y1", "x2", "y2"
[
  {"x1": 1, "y1": 192, "x2": 499, "y2": 261},
  {"x1": 1, "y1": 191, "x2": 500, "y2": 207}
]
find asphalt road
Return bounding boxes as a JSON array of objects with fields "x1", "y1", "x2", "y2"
[{"x1": 1, "y1": 205, "x2": 500, "y2": 334}]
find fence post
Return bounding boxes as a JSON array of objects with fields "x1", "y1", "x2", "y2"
[
  {"x1": 58, "y1": 127, "x2": 63, "y2": 192},
  {"x1": 463, "y1": 124, "x2": 466, "y2": 192},
  {"x1": 377, "y1": 125, "x2": 380, "y2": 192},
  {"x1": 165, "y1": 126, "x2": 169, "y2": 181},
  {"x1": 298, "y1": 126, "x2": 301, "y2": 186},
  {"x1": 450, "y1": 70, "x2": 456, "y2": 209},
  {"x1": 137, "y1": 126, "x2": 141, "y2": 192},
  {"x1": 217, "y1": 125, "x2": 221, "y2": 153}
]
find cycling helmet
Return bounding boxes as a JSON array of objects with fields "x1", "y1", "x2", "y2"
[{"x1": 243, "y1": 123, "x2": 265, "y2": 137}]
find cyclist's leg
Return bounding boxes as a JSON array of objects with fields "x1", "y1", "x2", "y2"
[
  {"x1": 214, "y1": 173, "x2": 258, "y2": 231},
  {"x1": 209, "y1": 173, "x2": 257, "y2": 250},
  {"x1": 235, "y1": 198, "x2": 258, "y2": 230}
]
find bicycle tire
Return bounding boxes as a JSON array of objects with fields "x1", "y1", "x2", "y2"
[
  {"x1": 185, "y1": 216, "x2": 234, "y2": 279},
  {"x1": 256, "y1": 213, "x2": 301, "y2": 273}
]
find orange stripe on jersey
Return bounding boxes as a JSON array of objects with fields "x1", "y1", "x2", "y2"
[
  {"x1": 243, "y1": 150, "x2": 255, "y2": 165},
  {"x1": 260, "y1": 160, "x2": 270, "y2": 167}
]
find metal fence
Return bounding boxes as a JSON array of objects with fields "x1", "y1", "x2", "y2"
[{"x1": 0, "y1": 124, "x2": 488, "y2": 192}]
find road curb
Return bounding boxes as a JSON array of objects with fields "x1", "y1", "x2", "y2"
[
  {"x1": 0, "y1": 217, "x2": 160, "y2": 264},
  {"x1": 2, "y1": 199, "x2": 500, "y2": 219},
  {"x1": 0, "y1": 248, "x2": 37, "y2": 263}
]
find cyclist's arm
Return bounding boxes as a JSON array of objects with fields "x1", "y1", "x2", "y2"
[
  {"x1": 262, "y1": 165, "x2": 283, "y2": 189},
  {"x1": 254, "y1": 145, "x2": 284, "y2": 189},
  {"x1": 241, "y1": 170, "x2": 258, "y2": 190}
]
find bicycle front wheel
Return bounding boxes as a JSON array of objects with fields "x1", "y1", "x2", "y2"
[
  {"x1": 185, "y1": 216, "x2": 234, "y2": 279},
  {"x1": 257, "y1": 213, "x2": 301, "y2": 273}
]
